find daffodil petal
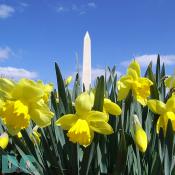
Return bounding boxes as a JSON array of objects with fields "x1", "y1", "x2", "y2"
[
  {"x1": 103, "y1": 98, "x2": 121, "y2": 116},
  {"x1": 156, "y1": 114, "x2": 168, "y2": 135},
  {"x1": 128, "y1": 60, "x2": 141, "y2": 77},
  {"x1": 89, "y1": 121, "x2": 114, "y2": 135},
  {"x1": 156, "y1": 116, "x2": 162, "y2": 134},
  {"x1": 133, "y1": 114, "x2": 147, "y2": 153},
  {"x1": 87, "y1": 111, "x2": 108, "y2": 122},
  {"x1": 147, "y1": 100, "x2": 166, "y2": 114},
  {"x1": 37, "y1": 80, "x2": 53, "y2": 103},
  {"x1": 55, "y1": 114, "x2": 78, "y2": 130},
  {"x1": 0, "y1": 100, "x2": 4, "y2": 109},
  {"x1": 11, "y1": 79, "x2": 44, "y2": 103},
  {"x1": 166, "y1": 94, "x2": 175, "y2": 112},
  {"x1": 117, "y1": 80, "x2": 131, "y2": 101},
  {"x1": 156, "y1": 112, "x2": 175, "y2": 135},
  {"x1": 127, "y1": 68, "x2": 138, "y2": 80},
  {"x1": 0, "y1": 132, "x2": 9, "y2": 149},
  {"x1": 30, "y1": 103, "x2": 54, "y2": 127},
  {"x1": 75, "y1": 92, "x2": 93, "y2": 115},
  {"x1": 165, "y1": 76, "x2": 175, "y2": 89},
  {"x1": 166, "y1": 112, "x2": 175, "y2": 131},
  {"x1": 134, "y1": 127, "x2": 147, "y2": 153},
  {"x1": 0, "y1": 78, "x2": 15, "y2": 99}
]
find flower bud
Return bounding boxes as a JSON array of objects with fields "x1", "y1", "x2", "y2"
[{"x1": 133, "y1": 114, "x2": 147, "y2": 153}]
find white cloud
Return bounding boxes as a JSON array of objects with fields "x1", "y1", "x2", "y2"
[
  {"x1": 87, "y1": 2, "x2": 96, "y2": 8},
  {"x1": 0, "y1": 4, "x2": 15, "y2": 19},
  {"x1": 0, "y1": 67, "x2": 38, "y2": 79},
  {"x1": 91, "y1": 68, "x2": 105, "y2": 81},
  {"x1": 91, "y1": 67, "x2": 122, "y2": 81},
  {"x1": 0, "y1": 47, "x2": 12, "y2": 60},
  {"x1": 56, "y1": 5, "x2": 67, "y2": 13},
  {"x1": 56, "y1": 2, "x2": 96, "y2": 14},
  {"x1": 120, "y1": 54, "x2": 175, "y2": 67},
  {"x1": 20, "y1": 3, "x2": 29, "y2": 7}
]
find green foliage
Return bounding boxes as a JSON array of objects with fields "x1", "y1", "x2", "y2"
[{"x1": 0, "y1": 56, "x2": 175, "y2": 175}]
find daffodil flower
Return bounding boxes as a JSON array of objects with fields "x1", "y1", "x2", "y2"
[
  {"x1": 55, "y1": 92, "x2": 114, "y2": 147},
  {"x1": 133, "y1": 115, "x2": 147, "y2": 153},
  {"x1": 0, "y1": 132, "x2": 9, "y2": 149},
  {"x1": 148, "y1": 95, "x2": 175, "y2": 135},
  {"x1": 0, "y1": 78, "x2": 54, "y2": 135},
  {"x1": 117, "y1": 60, "x2": 153, "y2": 106}
]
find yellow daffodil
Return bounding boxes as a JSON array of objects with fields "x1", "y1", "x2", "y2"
[
  {"x1": 55, "y1": 92, "x2": 114, "y2": 147},
  {"x1": 148, "y1": 95, "x2": 175, "y2": 135},
  {"x1": 117, "y1": 60, "x2": 153, "y2": 106},
  {"x1": 65, "y1": 76, "x2": 73, "y2": 86},
  {"x1": 0, "y1": 132, "x2": 9, "y2": 149},
  {"x1": 133, "y1": 115, "x2": 147, "y2": 153},
  {"x1": 0, "y1": 78, "x2": 54, "y2": 135}
]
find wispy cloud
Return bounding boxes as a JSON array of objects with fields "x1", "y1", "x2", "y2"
[
  {"x1": 0, "y1": 4, "x2": 15, "y2": 19},
  {"x1": 120, "y1": 54, "x2": 175, "y2": 67},
  {"x1": 0, "y1": 47, "x2": 13, "y2": 60},
  {"x1": 56, "y1": 5, "x2": 67, "y2": 13},
  {"x1": 56, "y1": 2, "x2": 96, "y2": 15},
  {"x1": 0, "y1": 67, "x2": 38, "y2": 79},
  {"x1": 87, "y1": 2, "x2": 96, "y2": 8},
  {"x1": 20, "y1": 2, "x2": 29, "y2": 7}
]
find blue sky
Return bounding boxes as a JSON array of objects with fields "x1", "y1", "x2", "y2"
[{"x1": 0, "y1": 0, "x2": 175, "y2": 85}]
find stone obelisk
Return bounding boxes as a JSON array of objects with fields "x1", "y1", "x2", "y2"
[{"x1": 82, "y1": 31, "x2": 91, "y2": 90}]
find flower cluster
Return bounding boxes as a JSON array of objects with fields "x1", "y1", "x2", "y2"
[
  {"x1": 0, "y1": 78, "x2": 54, "y2": 136},
  {"x1": 0, "y1": 59, "x2": 175, "y2": 154}
]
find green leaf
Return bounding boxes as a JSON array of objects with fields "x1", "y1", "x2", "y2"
[
  {"x1": 55, "y1": 62, "x2": 68, "y2": 113},
  {"x1": 93, "y1": 76, "x2": 104, "y2": 111},
  {"x1": 156, "y1": 54, "x2": 161, "y2": 87},
  {"x1": 113, "y1": 130, "x2": 128, "y2": 175},
  {"x1": 145, "y1": 62, "x2": 159, "y2": 99}
]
